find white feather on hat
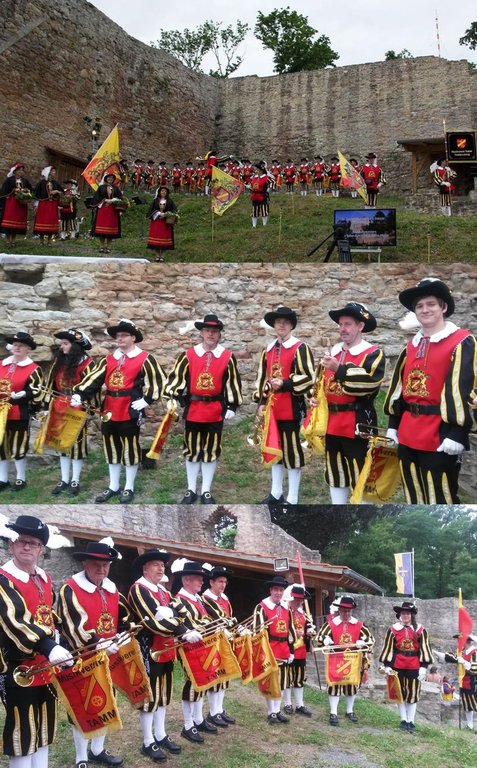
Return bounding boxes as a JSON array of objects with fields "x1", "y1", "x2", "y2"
[
  {"x1": 0, "y1": 513, "x2": 17, "y2": 540},
  {"x1": 41, "y1": 166, "x2": 53, "y2": 180},
  {"x1": 260, "y1": 318, "x2": 275, "y2": 332},
  {"x1": 171, "y1": 557, "x2": 189, "y2": 574},
  {"x1": 399, "y1": 311, "x2": 420, "y2": 330},
  {"x1": 202, "y1": 562, "x2": 213, "y2": 572},
  {"x1": 99, "y1": 536, "x2": 122, "y2": 559},
  {"x1": 47, "y1": 525, "x2": 74, "y2": 549},
  {"x1": 179, "y1": 320, "x2": 197, "y2": 335}
]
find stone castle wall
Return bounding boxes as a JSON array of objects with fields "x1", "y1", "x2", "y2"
[{"x1": 2, "y1": 1, "x2": 477, "y2": 193}]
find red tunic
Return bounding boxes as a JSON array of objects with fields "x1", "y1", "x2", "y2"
[
  {"x1": 324, "y1": 345, "x2": 379, "y2": 439},
  {"x1": 460, "y1": 646, "x2": 476, "y2": 691},
  {"x1": 330, "y1": 617, "x2": 363, "y2": 645},
  {"x1": 186, "y1": 347, "x2": 231, "y2": 422},
  {"x1": 0, "y1": 358, "x2": 39, "y2": 421},
  {"x1": 299, "y1": 163, "x2": 310, "y2": 182},
  {"x1": 390, "y1": 625, "x2": 423, "y2": 670},
  {"x1": 65, "y1": 577, "x2": 119, "y2": 638},
  {"x1": 329, "y1": 163, "x2": 341, "y2": 183},
  {"x1": 103, "y1": 350, "x2": 150, "y2": 421},
  {"x1": 313, "y1": 162, "x2": 326, "y2": 180},
  {"x1": 284, "y1": 165, "x2": 295, "y2": 183},
  {"x1": 398, "y1": 329, "x2": 470, "y2": 451},
  {"x1": 133, "y1": 581, "x2": 176, "y2": 662},
  {"x1": 251, "y1": 175, "x2": 268, "y2": 202},
  {"x1": 265, "y1": 341, "x2": 303, "y2": 420},
  {"x1": 291, "y1": 609, "x2": 307, "y2": 660},
  {"x1": 361, "y1": 164, "x2": 382, "y2": 192},
  {"x1": 260, "y1": 601, "x2": 290, "y2": 661}
]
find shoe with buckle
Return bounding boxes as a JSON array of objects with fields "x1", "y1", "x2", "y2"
[
  {"x1": 12, "y1": 479, "x2": 26, "y2": 491},
  {"x1": 0, "y1": 480, "x2": 11, "y2": 492},
  {"x1": 181, "y1": 489, "x2": 198, "y2": 504},
  {"x1": 156, "y1": 735, "x2": 181, "y2": 753},
  {"x1": 87, "y1": 749, "x2": 123, "y2": 766},
  {"x1": 76, "y1": 762, "x2": 89, "y2": 768},
  {"x1": 399, "y1": 720, "x2": 408, "y2": 730},
  {"x1": 207, "y1": 713, "x2": 228, "y2": 728},
  {"x1": 52, "y1": 480, "x2": 69, "y2": 495},
  {"x1": 200, "y1": 491, "x2": 216, "y2": 504},
  {"x1": 260, "y1": 493, "x2": 284, "y2": 504},
  {"x1": 345, "y1": 712, "x2": 358, "y2": 723},
  {"x1": 295, "y1": 705, "x2": 313, "y2": 717},
  {"x1": 407, "y1": 722, "x2": 416, "y2": 733},
  {"x1": 195, "y1": 718, "x2": 217, "y2": 733},
  {"x1": 69, "y1": 480, "x2": 80, "y2": 496},
  {"x1": 329, "y1": 714, "x2": 339, "y2": 726},
  {"x1": 276, "y1": 711, "x2": 289, "y2": 723},
  {"x1": 267, "y1": 713, "x2": 280, "y2": 725},
  {"x1": 119, "y1": 489, "x2": 134, "y2": 504},
  {"x1": 220, "y1": 710, "x2": 236, "y2": 724},
  {"x1": 95, "y1": 488, "x2": 120, "y2": 503},
  {"x1": 180, "y1": 726, "x2": 203, "y2": 743},
  {"x1": 140, "y1": 743, "x2": 167, "y2": 762},
  {"x1": 283, "y1": 705, "x2": 294, "y2": 715}
]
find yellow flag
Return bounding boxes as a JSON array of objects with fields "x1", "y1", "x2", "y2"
[
  {"x1": 338, "y1": 150, "x2": 367, "y2": 202},
  {"x1": 82, "y1": 125, "x2": 120, "y2": 191},
  {"x1": 210, "y1": 166, "x2": 244, "y2": 216}
]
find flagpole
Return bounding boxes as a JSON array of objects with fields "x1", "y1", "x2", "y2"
[
  {"x1": 278, "y1": 211, "x2": 282, "y2": 245},
  {"x1": 211, "y1": 205, "x2": 214, "y2": 242},
  {"x1": 296, "y1": 550, "x2": 322, "y2": 690},
  {"x1": 411, "y1": 548, "x2": 415, "y2": 599}
]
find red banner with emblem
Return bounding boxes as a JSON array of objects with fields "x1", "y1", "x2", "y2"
[
  {"x1": 250, "y1": 629, "x2": 279, "y2": 682},
  {"x1": 232, "y1": 633, "x2": 253, "y2": 685},
  {"x1": 178, "y1": 631, "x2": 241, "y2": 692},
  {"x1": 257, "y1": 668, "x2": 281, "y2": 699},
  {"x1": 350, "y1": 439, "x2": 400, "y2": 503},
  {"x1": 325, "y1": 650, "x2": 362, "y2": 686},
  {"x1": 51, "y1": 651, "x2": 121, "y2": 736},
  {"x1": 108, "y1": 637, "x2": 152, "y2": 708},
  {"x1": 386, "y1": 672, "x2": 404, "y2": 703}
]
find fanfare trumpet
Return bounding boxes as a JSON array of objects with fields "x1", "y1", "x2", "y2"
[
  {"x1": 247, "y1": 382, "x2": 270, "y2": 447},
  {"x1": 30, "y1": 384, "x2": 112, "y2": 422},
  {"x1": 354, "y1": 423, "x2": 395, "y2": 444},
  {"x1": 312, "y1": 640, "x2": 374, "y2": 655},
  {"x1": 12, "y1": 624, "x2": 143, "y2": 687}
]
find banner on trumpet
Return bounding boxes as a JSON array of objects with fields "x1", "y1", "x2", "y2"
[
  {"x1": 385, "y1": 671, "x2": 404, "y2": 703},
  {"x1": 108, "y1": 636, "x2": 152, "y2": 708},
  {"x1": 325, "y1": 650, "x2": 363, "y2": 687},
  {"x1": 232, "y1": 632, "x2": 253, "y2": 685},
  {"x1": 178, "y1": 630, "x2": 242, "y2": 692},
  {"x1": 350, "y1": 436, "x2": 400, "y2": 503},
  {"x1": 146, "y1": 405, "x2": 177, "y2": 460},
  {"x1": 51, "y1": 650, "x2": 122, "y2": 737},
  {"x1": 257, "y1": 668, "x2": 281, "y2": 699},
  {"x1": 34, "y1": 397, "x2": 87, "y2": 454},
  {"x1": 250, "y1": 628, "x2": 279, "y2": 682}
]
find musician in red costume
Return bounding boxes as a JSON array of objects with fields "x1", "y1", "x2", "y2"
[
  {"x1": 282, "y1": 584, "x2": 315, "y2": 717},
  {"x1": 437, "y1": 634, "x2": 477, "y2": 731},
  {"x1": 328, "y1": 156, "x2": 341, "y2": 198},
  {"x1": 144, "y1": 161, "x2": 157, "y2": 191},
  {"x1": 250, "y1": 161, "x2": 270, "y2": 227},
  {"x1": 254, "y1": 306, "x2": 314, "y2": 506},
  {"x1": 129, "y1": 549, "x2": 192, "y2": 761},
  {"x1": 195, "y1": 161, "x2": 206, "y2": 196},
  {"x1": 0, "y1": 514, "x2": 73, "y2": 768},
  {"x1": 183, "y1": 161, "x2": 195, "y2": 194},
  {"x1": 0, "y1": 162, "x2": 32, "y2": 244},
  {"x1": 316, "y1": 595, "x2": 374, "y2": 726},
  {"x1": 44, "y1": 328, "x2": 95, "y2": 496},
  {"x1": 283, "y1": 159, "x2": 296, "y2": 193},
  {"x1": 73, "y1": 319, "x2": 165, "y2": 504},
  {"x1": 349, "y1": 159, "x2": 361, "y2": 198},
  {"x1": 298, "y1": 158, "x2": 310, "y2": 196},
  {"x1": 170, "y1": 559, "x2": 217, "y2": 744},
  {"x1": 312, "y1": 155, "x2": 326, "y2": 196},
  {"x1": 171, "y1": 163, "x2": 182, "y2": 194},
  {"x1": 58, "y1": 540, "x2": 131, "y2": 768},
  {"x1": 317, "y1": 302, "x2": 385, "y2": 505},
  {"x1": 360, "y1": 152, "x2": 386, "y2": 208},
  {"x1": 90, "y1": 172, "x2": 124, "y2": 254},
  {"x1": 270, "y1": 160, "x2": 282, "y2": 190},
  {"x1": 380, "y1": 601, "x2": 433, "y2": 732},
  {"x1": 202, "y1": 564, "x2": 237, "y2": 728},
  {"x1": 385, "y1": 278, "x2": 476, "y2": 504},
  {"x1": 253, "y1": 575, "x2": 297, "y2": 724},
  {"x1": 132, "y1": 159, "x2": 144, "y2": 190},
  {"x1": 166, "y1": 313, "x2": 242, "y2": 505},
  {"x1": 242, "y1": 159, "x2": 254, "y2": 186},
  {"x1": 33, "y1": 166, "x2": 64, "y2": 245},
  {"x1": 432, "y1": 157, "x2": 456, "y2": 216},
  {"x1": 0, "y1": 331, "x2": 42, "y2": 492}
]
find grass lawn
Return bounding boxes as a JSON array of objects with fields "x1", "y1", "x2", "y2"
[{"x1": 6, "y1": 191, "x2": 476, "y2": 263}]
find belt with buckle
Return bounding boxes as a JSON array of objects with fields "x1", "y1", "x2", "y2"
[{"x1": 403, "y1": 402, "x2": 440, "y2": 416}]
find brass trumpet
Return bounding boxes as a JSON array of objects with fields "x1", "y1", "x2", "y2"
[
  {"x1": 355, "y1": 423, "x2": 395, "y2": 444},
  {"x1": 31, "y1": 384, "x2": 112, "y2": 422}
]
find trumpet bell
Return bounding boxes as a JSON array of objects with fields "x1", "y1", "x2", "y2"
[
  {"x1": 101, "y1": 411, "x2": 112, "y2": 423},
  {"x1": 13, "y1": 665, "x2": 33, "y2": 687}
]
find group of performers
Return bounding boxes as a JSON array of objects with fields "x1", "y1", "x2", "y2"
[
  {"x1": 0, "y1": 276, "x2": 475, "y2": 505},
  {"x1": 1, "y1": 516, "x2": 475, "y2": 768}
]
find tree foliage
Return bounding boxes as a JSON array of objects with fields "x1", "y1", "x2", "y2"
[
  {"x1": 459, "y1": 21, "x2": 477, "y2": 50},
  {"x1": 254, "y1": 7, "x2": 339, "y2": 74},
  {"x1": 152, "y1": 20, "x2": 249, "y2": 78},
  {"x1": 385, "y1": 49, "x2": 413, "y2": 60}
]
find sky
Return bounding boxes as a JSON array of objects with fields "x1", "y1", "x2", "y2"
[{"x1": 88, "y1": 0, "x2": 476, "y2": 77}]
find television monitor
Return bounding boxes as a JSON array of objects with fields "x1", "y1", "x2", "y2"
[{"x1": 333, "y1": 208, "x2": 397, "y2": 247}]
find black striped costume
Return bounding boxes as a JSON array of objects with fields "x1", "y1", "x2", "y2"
[{"x1": 379, "y1": 621, "x2": 433, "y2": 704}]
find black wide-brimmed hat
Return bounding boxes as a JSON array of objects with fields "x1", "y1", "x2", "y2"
[
  {"x1": 6, "y1": 515, "x2": 49, "y2": 545},
  {"x1": 265, "y1": 575, "x2": 289, "y2": 588},
  {"x1": 206, "y1": 565, "x2": 233, "y2": 580},
  {"x1": 194, "y1": 314, "x2": 224, "y2": 331},
  {"x1": 398, "y1": 278, "x2": 455, "y2": 317},
  {"x1": 72, "y1": 541, "x2": 120, "y2": 562},
  {"x1": 263, "y1": 306, "x2": 297, "y2": 330},
  {"x1": 329, "y1": 302, "x2": 377, "y2": 333},
  {"x1": 393, "y1": 600, "x2": 418, "y2": 616},
  {"x1": 6, "y1": 331, "x2": 37, "y2": 350},
  {"x1": 172, "y1": 559, "x2": 206, "y2": 577},
  {"x1": 106, "y1": 319, "x2": 143, "y2": 342},
  {"x1": 334, "y1": 595, "x2": 357, "y2": 610},
  {"x1": 289, "y1": 584, "x2": 311, "y2": 599},
  {"x1": 132, "y1": 548, "x2": 171, "y2": 578},
  {"x1": 365, "y1": 152, "x2": 377, "y2": 159},
  {"x1": 54, "y1": 328, "x2": 92, "y2": 350},
  {"x1": 104, "y1": 171, "x2": 118, "y2": 181}
]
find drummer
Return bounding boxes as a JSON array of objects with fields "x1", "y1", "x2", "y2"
[
  {"x1": 44, "y1": 328, "x2": 95, "y2": 496},
  {"x1": 315, "y1": 595, "x2": 374, "y2": 726}
]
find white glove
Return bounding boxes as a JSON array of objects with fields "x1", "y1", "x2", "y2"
[
  {"x1": 238, "y1": 626, "x2": 251, "y2": 636},
  {"x1": 224, "y1": 409, "x2": 235, "y2": 420},
  {"x1": 287, "y1": 654, "x2": 295, "y2": 664},
  {"x1": 443, "y1": 181, "x2": 451, "y2": 187},
  {"x1": 96, "y1": 637, "x2": 116, "y2": 653},
  {"x1": 155, "y1": 606, "x2": 174, "y2": 620},
  {"x1": 224, "y1": 628, "x2": 233, "y2": 640},
  {"x1": 355, "y1": 639, "x2": 366, "y2": 649},
  {"x1": 457, "y1": 657, "x2": 471, "y2": 670},
  {"x1": 418, "y1": 667, "x2": 427, "y2": 682},
  {"x1": 10, "y1": 390, "x2": 26, "y2": 400},
  {"x1": 115, "y1": 631, "x2": 131, "y2": 648},
  {"x1": 322, "y1": 636, "x2": 333, "y2": 646},
  {"x1": 183, "y1": 629, "x2": 202, "y2": 644},
  {"x1": 436, "y1": 438, "x2": 465, "y2": 456},
  {"x1": 48, "y1": 645, "x2": 74, "y2": 667},
  {"x1": 106, "y1": 642, "x2": 119, "y2": 656},
  {"x1": 70, "y1": 394, "x2": 83, "y2": 407},
  {"x1": 434, "y1": 651, "x2": 446, "y2": 662},
  {"x1": 131, "y1": 398, "x2": 148, "y2": 411},
  {"x1": 386, "y1": 428, "x2": 399, "y2": 445},
  {"x1": 166, "y1": 398, "x2": 179, "y2": 412},
  {"x1": 384, "y1": 666, "x2": 394, "y2": 675}
]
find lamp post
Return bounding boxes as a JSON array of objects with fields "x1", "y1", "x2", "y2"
[{"x1": 84, "y1": 116, "x2": 102, "y2": 159}]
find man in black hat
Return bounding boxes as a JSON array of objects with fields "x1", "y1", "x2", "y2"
[
  {"x1": 312, "y1": 155, "x2": 327, "y2": 196},
  {"x1": 328, "y1": 156, "x2": 341, "y2": 197},
  {"x1": 432, "y1": 158, "x2": 456, "y2": 216},
  {"x1": 166, "y1": 314, "x2": 242, "y2": 504},
  {"x1": 202, "y1": 563, "x2": 237, "y2": 727},
  {"x1": 379, "y1": 601, "x2": 433, "y2": 732},
  {"x1": 170, "y1": 559, "x2": 217, "y2": 743},
  {"x1": 58, "y1": 540, "x2": 131, "y2": 768},
  {"x1": 384, "y1": 277, "x2": 476, "y2": 504},
  {"x1": 253, "y1": 575, "x2": 297, "y2": 724},
  {"x1": 0, "y1": 515, "x2": 73, "y2": 768},
  {"x1": 435, "y1": 634, "x2": 477, "y2": 731},
  {"x1": 250, "y1": 161, "x2": 271, "y2": 227},
  {"x1": 314, "y1": 302, "x2": 385, "y2": 504},
  {"x1": 73, "y1": 319, "x2": 166, "y2": 504},
  {"x1": 316, "y1": 595, "x2": 374, "y2": 726},
  {"x1": 45, "y1": 328, "x2": 95, "y2": 496},
  {"x1": 0, "y1": 331, "x2": 42, "y2": 492},
  {"x1": 282, "y1": 584, "x2": 315, "y2": 717},
  {"x1": 129, "y1": 549, "x2": 198, "y2": 760},
  {"x1": 254, "y1": 306, "x2": 314, "y2": 505},
  {"x1": 360, "y1": 152, "x2": 386, "y2": 208}
]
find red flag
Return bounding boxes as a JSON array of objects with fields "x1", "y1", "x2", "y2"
[{"x1": 458, "y1": 589, "x2": 473, "y2": 654}]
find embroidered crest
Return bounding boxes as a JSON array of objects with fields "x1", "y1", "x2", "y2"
[
  {"x1": 108, "y1": 369, "x2": 125, "y2": 389},
  {"x1": 34, "y1": 603, "x2": 54, "y2": 627},
  {"x1": 270, "y1": 361, "x2": 283, "y2": 378},
  {"x1": 97, "y1": 611, "x2": 115, "y2": 635},
  {"x1": 196, "y1": 372, "x2": 215, "y2": 390},
  {"x1": 275, "y1": 619, "x2": 288, "y2": 634},
  {"x1": 398, "y1": 638, "x2": 415, "y2": 652},
  {"x1": 404, "y1": 368, "x2": 430, "y2": 398},
  {"x1": 325, "y1": 376, "x2": 343, "y2": 396},
  {"x1": 339, "y1": 631, "x2": 352, "y2": 645}
]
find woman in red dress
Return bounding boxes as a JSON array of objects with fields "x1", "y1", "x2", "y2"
[
  {"x1": 147, "y1": 186, "x2": 178, "y2": 262},
  {"x1": 0, "y1": 162, "x2": 33, "y2": 244},
  {"x1": 33, "y1": 166, "x2": 63, "y2": 245},
  {"x1": 91, "y1": 171, "x2": 123, "y2": 253}
]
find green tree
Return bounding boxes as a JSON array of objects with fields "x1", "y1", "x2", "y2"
[
  {"x1": 152, "y1": 19, "x2": 249, "y2": 78},
  {"x1": 254, "y1": 7, "x2": 339, "y2": 74},
  {"x1": 459, "y1": 22, "x2": 477, "y2": 50},
  {"x1": 385, "y1": 49, "x2": 413, "y2": 60}
]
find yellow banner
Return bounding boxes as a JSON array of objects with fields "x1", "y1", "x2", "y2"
[
  {"x1": 350, "y1": 438, "x2": 401, "y2": 503},
  {"x1": 210, "y1": 166, "x2": 244, "y2": 216},
  {"x1": 325, "y1": 650, "x2": 362, "y2": 687},
  {"x1": 108, "y1": 636, "x2": 152, "y2": 709},
  {"x1": 250, "y1": 629, "x2": 279, "y2": 682},
  {"x1": 338, "y1": 150, "x2": 367, "y2": 202},
  {"x1": 232, "y1": 633, "x2": 253, "y2": 685},
  {"x1": 257, "y1": 669, "x2": 281, "y2": 699},
  {"x1": 179, "y1": 630, "x2": 241, "y2": 692},
  {"x1": 82, "y1": 126, "x2": 120, "y2": 191}
]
